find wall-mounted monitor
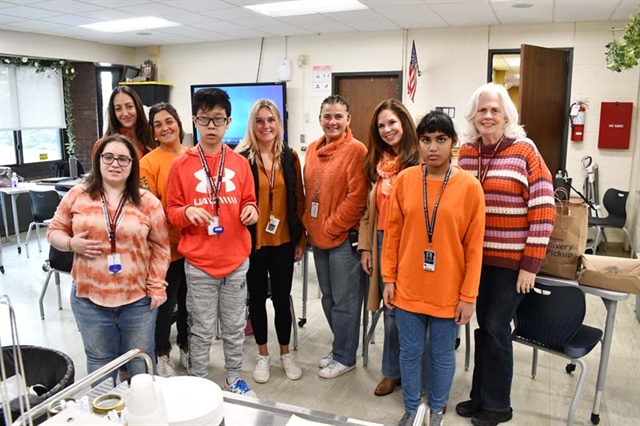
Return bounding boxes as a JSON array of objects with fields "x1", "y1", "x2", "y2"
[{"x1": 190, "y1": 82, "x2": 287, "y2": 148}]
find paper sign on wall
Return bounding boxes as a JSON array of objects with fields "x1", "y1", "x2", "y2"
[{"x1": 313, "y1": 65, "x2": 331, "y2": 97}]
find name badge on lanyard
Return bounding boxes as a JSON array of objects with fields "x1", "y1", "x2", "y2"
[
  {"x1": 197, "y1": 144, "x2": 226, "y2": 237},
  {"x1": 421, "y1": 163, "x2": 452, "y2": 272},
  {"x1": 101, "y1": 194, "x2": 127, "y2": 275}
]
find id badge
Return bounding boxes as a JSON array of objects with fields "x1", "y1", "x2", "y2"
[
  {"x1": 266, "y1": 215, "x2": 280, "y2": 234},
  {"x1": 310, "y1": 201, "x2": 319, "y2": 218},
  {"x1": 423, "y1": 250, "x2": 436, "y2": 272},
  {"x1": 107, "y1": 254, "x2": 123, "y2": 274},
  {"x1": 208, "y1": 217, "x2": 224, "y2": 236}
]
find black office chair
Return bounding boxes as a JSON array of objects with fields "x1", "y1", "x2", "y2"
[
  {"x1": 39, "y1": 245, "x2": 74, "y2": 320},
  {"x1": 513, "y1": 283, "x2": 602, "y2": 426},
  {"x1": 25, "y1": 190, "x2": 61, "y2": 258},
  {"x1": 588, "y1": 188, "x2": 634, "y2": 258}
]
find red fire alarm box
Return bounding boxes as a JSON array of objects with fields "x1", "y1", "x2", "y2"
[{"x1": 598, "y1": 102, "x2": 633, "y2": 149}]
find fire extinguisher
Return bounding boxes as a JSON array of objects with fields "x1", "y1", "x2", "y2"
[{"x1": 569, "y1": 101, "x2": 587, "y2": 142}]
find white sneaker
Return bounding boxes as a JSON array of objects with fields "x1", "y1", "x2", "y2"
[
  {"x1": 280, "y1": 354, "x2": 302, "y2": 380},
  {"x1": 225, "y1": 377, "x2": 257, "y2": 397},
  {"x1": 179, "y1": 347, "x2": 189, "y2": 371},
  {"x1": 318, "y1": 351, "x2": 333, "y2": 368},
  {"x1": 156, "y1": 355, "x2": 177, "y2": 377},
  {"x1": 318, "y1": 360, "x2": 355, "y2": 379},
  {"x1": 253, "y1": 355, "x2": 271, "y2": 383}
]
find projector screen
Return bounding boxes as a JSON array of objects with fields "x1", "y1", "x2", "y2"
[{"x1": 190, "y1": 82, "x2": 287, "y2": 148}]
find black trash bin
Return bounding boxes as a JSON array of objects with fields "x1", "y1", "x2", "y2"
[{"x1": 1, "y1": 345, "x2": 75, "y2": 425}]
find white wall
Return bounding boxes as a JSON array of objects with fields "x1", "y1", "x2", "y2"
[{"x1": 0, "y1": 30, "x2": 136, "y2": 65}]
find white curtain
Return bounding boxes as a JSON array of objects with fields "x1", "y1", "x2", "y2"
[{"x1": 0, "y1": 64, "x2": 65, "y2": 131}]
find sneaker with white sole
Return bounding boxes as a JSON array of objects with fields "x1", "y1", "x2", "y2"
[
  {"x1": 253, "y1": 355, "x2": 271, "y2": 383},
  {"x1": 318, "y1": 360, "x2": 355, "y2": 379},
  {"x1": 179, "y1": 347, "x2": 189, "y2": 371},
  {"x1": 429, "y1": 410, "x2": 444, "y2": 426},
  {"x1": 318, "y1": 351, "x2": 333, "y2": 368},
  {"x1": 156, "y1": 354, "x2": 177, "y2": 377},
  {"x1": 225, "y1": 377, "x2": 257, "y2": 397},
  {"x1": 280, "y1": 354, "x2": 302, "y2": 380}
]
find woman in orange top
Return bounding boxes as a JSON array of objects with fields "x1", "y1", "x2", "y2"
[
  {"x1": 358, "y1": 99, "x2": 420, "y2": 396},
  {"x1": 236, "y1": 99, "x2": 305, "y2": 384},
  {"x1": 92, "y1": 86, "x2": 155, "y2": 160},
  {"x1": 140, "y1": 102, "x2": 188, "y2": 377},
  {"x1": 382, "y1": 111, "x2": 485, "y2": 426}
]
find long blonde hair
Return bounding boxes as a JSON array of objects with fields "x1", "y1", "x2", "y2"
[{"x1": 235, "y1": 99, "x2": 285, "y2": 164}]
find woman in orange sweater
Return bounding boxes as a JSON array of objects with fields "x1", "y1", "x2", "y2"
[
  {"x1": 92, "y1": 86, "x2": 155, "y2": 160},
  {"x1": 302, "y1": 95, "x2": 369, "y2": 379},
  {"x1": 382, "y1": 111, "x2": 485, "y2": 426},
  {"x1": 358, "y1": 99, "x2": 420, "y2": 396},
  {"x1": 236, "y1": 99, "x2": 306, "y2": 384},
  {"x1": 140, "y1": 102, "x2": 188, "y2": 377}
]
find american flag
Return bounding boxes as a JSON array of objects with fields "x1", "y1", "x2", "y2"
[{"x1": 407, "y1": 40, "x2": 419, "y2": 103}]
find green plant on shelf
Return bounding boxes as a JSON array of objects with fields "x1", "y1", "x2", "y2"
[
  {"x1": 2, "y1": 56, "x2": 77, "y2": 155},
  {"x1": 605, "y1": 11, "x2": 640, "y2": 72}
]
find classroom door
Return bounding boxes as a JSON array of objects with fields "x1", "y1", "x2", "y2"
[
  {"x1": 519, "y1": 44, "x2": 570, "y2": 176},
  {"x1": 333, "y1": 73, "x2": 401, "y2": 146}
]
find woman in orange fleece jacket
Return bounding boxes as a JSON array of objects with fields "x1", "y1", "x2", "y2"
[
  {"x1": 302, "y1": 95, "x2": 368, "y2": 379},
  {"x1": 382, "y1": 111, "x2": 485, "y2": 426}
]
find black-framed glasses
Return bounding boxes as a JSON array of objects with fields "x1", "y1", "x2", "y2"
[
  {"x1": 195, "y1": 116, "x2": 228, "y2": 127},
  {"x1": 101, "y1": 153, "x2": 132, "y2": 167}
]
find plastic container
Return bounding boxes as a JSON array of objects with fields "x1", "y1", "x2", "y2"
[{"x1": 10, "y1": 172, "x2": 18, "y2": 188}]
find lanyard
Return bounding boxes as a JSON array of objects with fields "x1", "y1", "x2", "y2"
[
  {"x1": 257, "y1": 152, "x2": 277, "y2": 213},
  {"x1": 100, "y1": 193, "x2": 127, "y2": 254},
  {"x1": 422, "y1": 163, "x2": 452, "y2": 246},
  {"x1": 477, "y1": 138, "x2": 503, "y2": 184},
  {"x1": 197, "y1": 144, "x2": 226, "y2": 216}
]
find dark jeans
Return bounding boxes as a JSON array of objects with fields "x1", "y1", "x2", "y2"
[
  {"x1": 470, "y1": 265, "x2": 524, "y2": 412},
  {"x1": 247, "y1": 243, "x2": 295, "y2": 346},
  {"x1": 155, "y1": 258, "x2": 188, "y2": 356}
]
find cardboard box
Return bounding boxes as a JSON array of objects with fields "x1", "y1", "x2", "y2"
[{"x1": 578, "y1": 254, "x2": 640, "y2": 295}]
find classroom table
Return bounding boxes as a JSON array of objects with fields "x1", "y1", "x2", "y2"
[{"x1": 535, "y1": 274, "x2": 629, "y2": 425}]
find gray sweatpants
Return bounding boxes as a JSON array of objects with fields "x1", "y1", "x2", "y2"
[{"x1": 185, "y1": 258, "x2": 249, "y2": 381}]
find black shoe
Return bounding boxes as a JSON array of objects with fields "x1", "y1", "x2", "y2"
[
  {"x1": 471, "y1": 409, "x2": 513, "y2": 426},
  {"x1": 456, "y1": 399, "x2": 482, "y2": 418}
]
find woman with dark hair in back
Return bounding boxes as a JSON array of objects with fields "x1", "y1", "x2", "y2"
[
  {"x1": 92, "y1": 86, "x2": 156, "y2": 160},
  {"x1": 48, "y1": 134, "x2": 170, "y2": 381},
  {"x1": 358, "y1": 99, "x2": 420, "y2": 396},
  {"x1": 140, "y1": 102, "x2": 189, "y2": 377}
]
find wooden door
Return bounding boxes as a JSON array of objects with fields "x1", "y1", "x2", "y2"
[
  {"x1": 519, "y1": 44, "x2": 570, "y2": 175},
  {"x1": 334, "y1": 73, "x2": 401, "y2": 146}
]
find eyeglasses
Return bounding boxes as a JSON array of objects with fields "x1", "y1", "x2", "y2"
[
  {"x1": 195, "y1": 116, "x2": 228, "y2": 127},
  {"x1": 101, "y1": 153, "x2": 132, "y2": 167}
]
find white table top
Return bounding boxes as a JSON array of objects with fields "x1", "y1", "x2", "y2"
[{"x1": 537, "y1": 274, "x2": 629, "y2": 302}]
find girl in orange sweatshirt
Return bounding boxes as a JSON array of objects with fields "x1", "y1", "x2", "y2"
[{"x1": 382, "y1": 111, "x2": 486, "y2": 426}]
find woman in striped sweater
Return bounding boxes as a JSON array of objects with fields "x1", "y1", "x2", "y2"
[{"x1": 455, "y1": 83, "x2": 556, "y2": 426}]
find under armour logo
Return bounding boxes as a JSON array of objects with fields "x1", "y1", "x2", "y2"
[{"x1": 195, "y1": 168, "x2": 236, "y2": 194}]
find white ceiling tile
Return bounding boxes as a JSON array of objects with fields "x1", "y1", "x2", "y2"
[
  {"x1": 78, "y1": 0, "x2": 151, "y2": 8},
  {"x1": 239, "y1": 18, "x2": 315, "y2": 36},
  {"x1": 277, "y1": 14, "x2": 354, "y2": 34},
  {"x1": 43, "y1": 14, "x2": 100, "y2": 26},
  {"x1": 115, "y1": 2, "x2": 186, "y2": 17},
  {"x1": 199, "y1": 6, "x2": 265, "y2": 21},
  {"x1": 0, "y1": 13, "x2": 26, "y2": 24},
  {"x1": 430, "y1": 1, "x2": 498, "y2": 26},
  {"x1": 362, "y1": 0, "x2": 429, "y2": 7},
  {"x1": 6, "y1": 19, "x2": 67, "y2": 31},
  {"x1": 491, "y1": 1, "x2": 553, "y2": 25},
  {"x1": 161, "y1": 12, "x2": 219, "y2": 25},
  {"x1": 375, "y1": 5, "x2": 448, "y2": 29},
  {"x1": 157, "y1": 0, "x2": 236, "y2": 13},
  {"x1": 152, "y1": 25, "x2": 229, "y2": 40},
  {"x1": 77, "y1": 9, "x2": 140, "y2": 21},
  {"x1": 0, "y1": 5, "x2": 62, "y2": 19},
  {"x1": 192, "y1": 21, "x2": 273, "y2": 39},
  {"x1": 323, "y1": 10, "x2": 400, "y2": 32},
  {"x1": 2, "y1": 0, "x2": 44, "y2": 5},
  {"x1": 554, "y1": 1, "x2": 619, "y2": 23},
  {"x1": 610, "y1": 0, "x2": 640, "y2": 21},
  {"x1": 28, "y1": 0, "x2": 104, "y2": 13}
]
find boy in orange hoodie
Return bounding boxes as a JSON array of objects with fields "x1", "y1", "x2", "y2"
[{"x1": 166, "y1": 89, "x2": 259, "y2": 396}]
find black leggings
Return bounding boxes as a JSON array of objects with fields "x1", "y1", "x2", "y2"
[
  {"x1": 155, "y1": 258, "x2": 188, "y2": 356},
  {"x1": 247, "y1": 243, "x2": 295, "y2": 346}
]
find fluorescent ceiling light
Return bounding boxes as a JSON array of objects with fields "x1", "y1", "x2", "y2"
[
  {"x1": 80, "y1": 17, "x2": 180, "y2": 33},
  {"x1": 505, "y1": 57, "x2": 521, "y2": 68},
  {"x1": 245, "y1": 0, "x2": 367, "y2": 18}
]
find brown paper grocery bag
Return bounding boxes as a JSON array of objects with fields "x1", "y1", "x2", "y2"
[
  {"x1": 578, "y1": 254, "x2": 640, "y2": 295},
  {"x1": 539, "y1": 192, "x2": 588, "y2": 279}
]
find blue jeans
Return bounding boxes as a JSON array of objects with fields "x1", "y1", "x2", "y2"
[
  {"x1": 377, "y1": 231, "x2": 430, "y2": 386},
  {"x1": 471, "y1": 265, "x2": 523, "y2": 411},
  {"x1": 396, "y1": 307, "x2": 457, "y2": 413},
  {"x1": 313, "y1": 238, "x2": 365, "y2": 367},
  {"x1": 71, "y1": 285, "x2": 157, "y2": 380}
]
